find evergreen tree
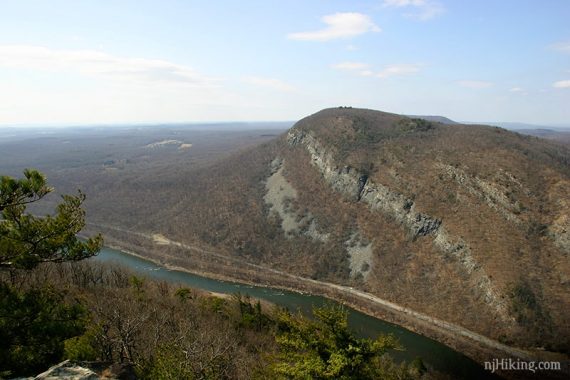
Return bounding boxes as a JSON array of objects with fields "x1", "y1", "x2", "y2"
[
  {"x1": 0, "y1": 169, "x2": 101, "y2": 376},
  {"x1": 272, "y1": 304, "x2": 403, "y2": 379},
  {"x1": 0, "y1": 169, "x2": 102, "y2": 269}
]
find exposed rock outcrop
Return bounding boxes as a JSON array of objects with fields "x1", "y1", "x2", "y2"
[
  {"x1": 287, "y1": 127, "x2": 512, "y2": 323},
  {"x1": 357, "y1": 175, "x2": 368, "y2": 201},
  {"x1": 33, "y1": 360, "x2": 99, "y2": 380},
  {"x1": 345, "y1": 232, "x2": 373, "y2": 280},
  {"x1": 264, "y1": 157, "x2": 329, "y2": 242},
  {"x1": 435, "y1": 163, "x2": 523, "y2": 225},
  {"x1": 264, "y1": 158, "x2": 299, "y2": 236},
  {"x1": 547, "y1": 178, "x2": 570, "y2": 254},
  {"x1": 287, "y1": 129, "x2": 443, "y2": 240},
  {"x1": 30, "y1": 360, "x2": 136, "y2": 380},
  {"x1": 550, "y1": 217, "x2": 570, "y2": 254}
]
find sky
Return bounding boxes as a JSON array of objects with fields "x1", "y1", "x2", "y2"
[{"x1": 0, "y1": 0, "x2": 569, "y2": 126}]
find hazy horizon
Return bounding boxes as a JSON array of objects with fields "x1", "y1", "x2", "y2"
[
  {"x1": 1, "y1": 115, "x2": 569, "y2": 131},
  {"x1": 1, "y1": 1, "x2": 569, "y2": 126}
]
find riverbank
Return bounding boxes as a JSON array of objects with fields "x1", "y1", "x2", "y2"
[{"x1": 84, "y1": 224, "x2": 567, "y2": 380}]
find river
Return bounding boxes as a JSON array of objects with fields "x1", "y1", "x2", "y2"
[{"x1": 93, "y1": 246, "x2": 496, "y2": 380}]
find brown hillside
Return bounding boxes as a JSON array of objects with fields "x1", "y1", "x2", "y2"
[
  {"x1": 14, "y1": 109, "x2": 569, "y2": 358},
  {"x1": 135, "y1": 107, "x2": 570, "y2": 353}
]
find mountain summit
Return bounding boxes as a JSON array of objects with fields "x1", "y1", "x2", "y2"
[{"x1": 81, "y1": 107, "x2": 569, "y2": 356}]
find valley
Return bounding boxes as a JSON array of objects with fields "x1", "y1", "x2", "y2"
[
  {"x1": 3, "y1": 3, "x2": 570, "y2": 378},
  {"x1": 2, "y1": 109, "x2": 569, "y2": 379},
  {"x1": 92, "y1": 246, "x2": 493, "y2": 379}
]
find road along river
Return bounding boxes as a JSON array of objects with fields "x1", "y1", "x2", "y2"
[{"x1": 93, "y1": 246, "x2": 496, "y2": 380}]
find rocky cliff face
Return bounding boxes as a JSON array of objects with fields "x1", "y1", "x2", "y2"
[
  {"x1": 102, "y1": 106, "x2": 568, "y2": 351},
  {"x1": 287, "y1": 126, "x2": 513, "y2": 323},
  {"x1": 276, "y1": 108, "x2": 570, "y2": 352},
  {"x1": 264, "y1": 157, "x2": 329, "y2": 242},
  {"x1": 31, "y1": 360, "x2": 135, "y2": 380},
  {"x1": 548, "y1": 178, "x2": 570, "y2": 254}
]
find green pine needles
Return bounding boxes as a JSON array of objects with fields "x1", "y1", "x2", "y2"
[{"x1": 0, "y1": 169, "x2": 102, "y2": 269}]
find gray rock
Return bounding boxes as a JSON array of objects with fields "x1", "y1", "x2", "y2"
[{"x1": 34, "y1": 360, "x2": 99, "y2": 380}]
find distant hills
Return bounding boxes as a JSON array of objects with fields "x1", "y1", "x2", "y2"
[
  {"x1": 409, "y1": 115, "x2": 570, "y2": 144},
  {"x1": 94, "y1": 107, "x2": 569, "y2": 352},
  {"x1": 408, "y1": 116, "x2": 570, "y2": 132},
  {"x1": 405, "y1": 115, "x2": 458, "y2": 125},
  {"x1": 2, "y1": 107, "x2": 569, "y2": 367},
  {"x1": 479, "y1": 121, "x2": 570, "y2": 131}
]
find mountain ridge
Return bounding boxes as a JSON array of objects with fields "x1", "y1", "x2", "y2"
[
  {"x1": 161, "y1": 107, "x2": 569, "y2": 351},
  {"x1": 5, "y1": 107, "x2": 568, "y2": 369}
]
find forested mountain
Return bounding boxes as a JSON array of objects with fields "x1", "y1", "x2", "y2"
[{"x1": 3, "y1": 108, "x2": 569, "y2": 370}]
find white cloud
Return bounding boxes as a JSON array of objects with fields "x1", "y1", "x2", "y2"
[
  {"x1": 382, "y1": 0, "x2": 444, "y2": 20},
  {"x1": 288, "y1": 13, "x2": 380, "y2": 42},
  {"x1": 0, "y1": 44, "x2": 219, "y2": 88},
  {"x1": 549, "y1": 41, "x2": 570, "y2": 53},
  {"x1": 0, "y1": 45, "x2": 257, "y2": 124},
  {"x1": 243, "y1": 76, "x2": 295, "y2": 92},
  {"x1": 332, "y1": 62, "x2": 370, "y2": 70},
  {"x1": 553, "y1": 80, "x2": 570, "y2": 88},
  {"x1": 376, "y1": 63, "x2": 421, "y2": 78},
  {"x1": 333, "y1": 61, "x2": 421, "y2": 79},
  {"x1": 509, "y1": 87, "x2": 528, "y2": 95},
  {"x1": 457, "y1": 80, "x2": 494, "y2": 89}
]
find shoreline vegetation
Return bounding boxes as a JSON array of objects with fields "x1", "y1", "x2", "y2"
[
  {"x1": 84, "y1": 223, "x2": 566, "y2": 378},
  {"x1": 2, "y1": 168, "x2": 414, "y2": 379},
  {"x1": 6, "y1": 108, "x2": 568, "y2": 374},
  {"x1": 2, "y1": 259, "x2": 426, "y2": 379}
]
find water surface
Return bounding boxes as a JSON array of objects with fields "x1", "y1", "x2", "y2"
[{"x1": 94, "y1": 247, "x2": 495, "y2": 379}]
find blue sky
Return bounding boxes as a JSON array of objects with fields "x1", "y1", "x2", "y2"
[{"x1": 0, "y1": 0, "x2": 569, "y2": 125}]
